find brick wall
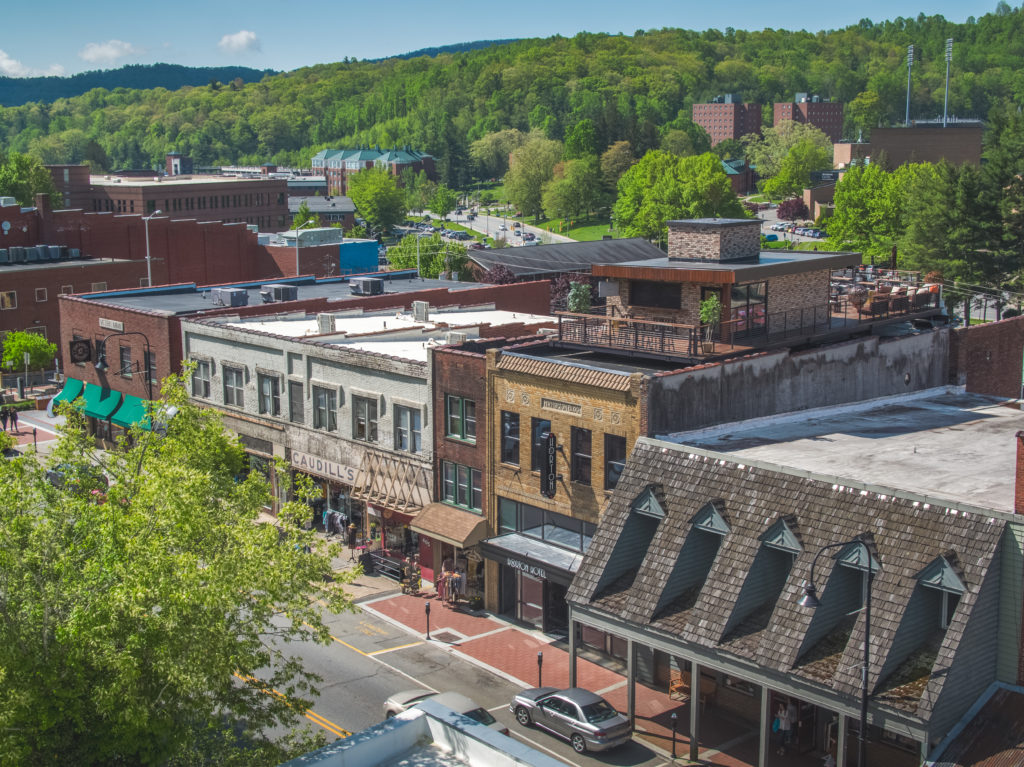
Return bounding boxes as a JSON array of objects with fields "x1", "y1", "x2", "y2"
[
  {"x1": 433, "y1": 347, "x2": 488, "y2": 517},
  {"x1": 948, "y1": 316, "x2": 1024, "y2": 398},
  {"x1": 58, "y1": 295, "x2": 180, "y2": 401},
  {"x1": 767, "y1": 270, "x2": 830, "y2": 329},
  {"x1": 1016, "y1": 433, "x2": 1024, "y2": 515},
  {"x1": 871, "y1": 126, "x2": 982, "y2": 168},
  {"x1": 667, "y1": 220, "x2": 760, "y2": 262},
  {"x1": 1, "y1": 260, "x2": 149, "y2": 340}
]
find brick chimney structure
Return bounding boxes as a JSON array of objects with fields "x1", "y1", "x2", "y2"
[{"x1": 667, "y1": 218, "x2": 761, "y2": 263}]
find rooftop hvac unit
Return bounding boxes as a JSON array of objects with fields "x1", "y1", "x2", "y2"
[
  {"x1": 59, "y1": 245, "x2": 69, "y2": 260},
  {"x1": 69, "y1": 248, "x2": 81, "y2": 259},
  {"x1": 211, "y1": 287, "x2": 249, "y2": 307},
  {"x1": 0, "y1": 196, "x2": 17, "y2": 207},
  {"x1": 9, "y1": 246, "x2": 24, "y2": 264},
  {"x1": 349, "y1": 277, "x2": 384, "y2": 296},
  {"x1": 48, "y1": 246, "x2": 61, "y2": 260},
  {"x1": 412, "y1": 301, "x2": 430, "y2": 322},
  {"x1": 316, "y1": 313, "x2": 336, "y2": 334},
  {"x1": 0, "y1": 249, "x2": 8, "y2": 264},
  {"x1": 445, "y1": 331, "x2": 468, "y2": 345},
  {"x1": 260, "y1": 283, "x2": 299, "y2": 302},
  {"x1": 25, "y1": 247, "x2": 39, "y2": 263}
]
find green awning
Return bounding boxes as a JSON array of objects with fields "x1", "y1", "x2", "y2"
[
  {"x1": 110, "y1": 394, "x2": 151, "y2": 430},
  {"x1": 81, "y1": 383, "x2": 122, "y2": 421},
  {"x1": 51, "y1": 377, "x2": 84, "y2": 407}
]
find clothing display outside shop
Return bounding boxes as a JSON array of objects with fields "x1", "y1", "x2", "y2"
[{"x1": 436, "y1": 559, "x2": 468, "y2": 605}]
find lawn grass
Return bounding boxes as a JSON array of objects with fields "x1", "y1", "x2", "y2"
[{"x1": 533, "y1": 216, "x2": 621, "y2": 242}]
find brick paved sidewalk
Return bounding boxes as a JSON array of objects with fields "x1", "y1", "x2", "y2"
[{"x1": 359, "y1": 594, "x2": 826, "y2": 767}]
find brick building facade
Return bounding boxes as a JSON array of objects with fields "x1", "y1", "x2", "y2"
[
  {"x1": 774, "y1": 97, "x2": 844, "y2": 142},
  {"x1": 311, "y1": 148, "x2": 436, "y2": 197},
  {"x1": 692, "y1": 99, "x2": 763, "y2": 146}
]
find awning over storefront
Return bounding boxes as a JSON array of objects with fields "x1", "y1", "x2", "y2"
[
  {"x1": 50, "y1": 377, "x2": 84, "y2": 408},
  {"x1": 351, "y1": 451, "x2": 430, "y2": 515},
  {"x1": 479, "y1": 532, "x2": 584, "y2": 587},
  {"x1": 81, "y1": 383, "x2": 122, "y2": 421},
  {"x1": 411, "y1": 503, "x2": 488, "y2": 549},
  {"x1": 110, "y1": 394, "x2": 151, "y2": 430}
]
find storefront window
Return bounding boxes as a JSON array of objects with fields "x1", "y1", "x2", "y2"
[
  {"x1": 499, "y1": 498, "x2": 517, "y2": 533},
  {"x1": 498, "y1": 497, "x2": 595, "y2": 553}
]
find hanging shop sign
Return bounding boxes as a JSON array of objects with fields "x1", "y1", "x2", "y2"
[
  {"x1": 291, "y1": 450, "x2": 359, "y2": 484},
  {"x1": 541, "y1": 432, "x2": 558, "y2": 499}
]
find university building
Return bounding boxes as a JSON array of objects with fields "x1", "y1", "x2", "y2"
[{"x1": 692, "y1": 95, "x2": 763, "y2": 146}]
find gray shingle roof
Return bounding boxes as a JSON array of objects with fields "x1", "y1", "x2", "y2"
[
  {"x1": 569, "y1": 437, "x2": 1007, "y2": 721},
  {"x1": 469, "y1": 238, "x2": 665, "y2": 278}
]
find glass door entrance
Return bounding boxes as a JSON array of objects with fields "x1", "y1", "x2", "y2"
[{"x1": 518, "y1": 572, "x2": 545, "y2": 628}]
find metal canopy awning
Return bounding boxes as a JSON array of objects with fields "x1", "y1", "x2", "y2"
[
  {"x1": 350, "y1": 451, "x2": 430, "y2": 515},
  {"x1": 479, "y1": 532, "x2": 584, "y2": 586},
  {"x1": 411, "y1": 503, "x2": 488, "y2": 549},
  {"x1": 81, "y1": 383, "x2": 122, "y2": 421}
]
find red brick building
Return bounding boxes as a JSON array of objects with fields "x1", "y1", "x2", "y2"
[
  {"x1": 48, "y1": 164, "x2": 289, "y2": 230},
  {"x1": 311, "y1": 147, "x2": 435, "y2": 196},
  {"x1": 0, "y1": 196, "x2": 342, "y2": 343},
  {"x1": 774, "y1": 95, "x2": 844, "y2": 142},
  {"x1": 692, "y1": 97, "x2": 762, "y2": 146}
]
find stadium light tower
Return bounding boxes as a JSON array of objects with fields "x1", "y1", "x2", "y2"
[
  {"x1": 943, "y1": 39, "x2": 954, "y2": 127},
  {"x1": 905, "y1": 44, "x2": 915, "y2": 126}
]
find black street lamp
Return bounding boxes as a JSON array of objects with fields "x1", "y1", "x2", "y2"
[
  {"x1": 670, "y1": 711, "x2": 678, "y2": 758},
  {"x1": 95, "y1": 331, "x2": 154, "y2": 401},
  {"x1": 800, "y1": 539, "x2": 873, "y2": 767}
]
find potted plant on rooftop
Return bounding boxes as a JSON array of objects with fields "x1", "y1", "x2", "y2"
[{"x1": 699, "y1": 293, "x2": 722, "y2": 354}]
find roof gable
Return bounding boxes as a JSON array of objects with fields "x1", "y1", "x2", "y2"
[
  {"x1": 760, "y1": 517, "x2": 802, "y2": 553},
  {"x1": 631, "y1": 485, "x2": 666, "y2": 519},
  {"x1": 691, "y1": 501, "x2": 729, "y2": 535},
  {"x1": 836, "y1": 539, "x2": 880, "y2": 573},
  {"x1": 915, "y1": 555, "x2": 966, "y2": 594}
]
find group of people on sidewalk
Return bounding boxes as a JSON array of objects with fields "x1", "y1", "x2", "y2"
[{"x1": 0, "y1": 406, "x2": 20, "y2": 433}]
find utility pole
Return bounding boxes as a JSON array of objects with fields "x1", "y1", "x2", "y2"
[
  {"x1": 943, "y1": 38, "x2": 953, "y2": 127},
  {"x1": 905, "y1": 44, "x2": 915, "y2": 126}
]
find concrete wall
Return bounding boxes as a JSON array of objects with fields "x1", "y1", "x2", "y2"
[{"x1": 648, "y1": 329, "x2": 950, "y2": 434}]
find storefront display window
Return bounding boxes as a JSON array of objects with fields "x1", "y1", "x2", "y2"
[{"x1": 498, "y1": 497, "x2": 595, "y2": 553}]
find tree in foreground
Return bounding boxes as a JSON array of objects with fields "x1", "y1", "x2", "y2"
[
  {"x1": 291, "y1": 200, "x2": 321, "y2": 230},
  {"x1": 0, "y1": 150, "x2": 63, "y2": 208},
  {"x1": 386, "y1": 232, "x2": 470, "y2": 280},
  {"x1": 347, "y1": 166, "x2": 408, "y2": 235},
  {"x1": 1, "y1": 329, "x2": 58, "y2": 377},
  {"x1": 0, "y1": 373, "x2": 356, "y2": 766},
  {"x1": 429, "y1": 184, "x2": 458, "y2": 220}
]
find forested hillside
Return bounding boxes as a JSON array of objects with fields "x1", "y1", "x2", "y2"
[
  {"x1": 2, "y1": 7, "x2": 1023, "y2": 184},
  {"x1": 0, "y1": 64, "x2": 274, "y2": 108}
]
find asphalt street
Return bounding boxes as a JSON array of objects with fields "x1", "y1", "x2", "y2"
[{"x1": 260, "y1": 604, "x2": 671, "y2": 767}]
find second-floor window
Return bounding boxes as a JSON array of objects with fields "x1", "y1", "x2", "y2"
[
  {"x1": 604, "y1": 433, "x2": 627, "y2": 490},
  {"x1": 445, "y1": 395, "x2": 476, "y2": 442},
  {"x1": 288, "y1": 381, "x2": 304, "y2": 423},
  {"x1": 442, "y1": 461, "x2": 482, "y2": 512},
  {"x1": 571, "y1": 427, "x2": 592, "y2": 485},
  {"x1": 191, "y1": 360, "x2": 211, "y2": 398},
  {"x1": 353, "y1": 395, "x2": 378, "y2": 442},
  {"x1": 223, "y1": 366, "x2": 244, "y2": 407},
  {"x1": 258, "y1": 374, "x2": 280, "y2": 416},
  {"x1": 394, "y1": 405, "x2": 422, "y2": 453},
  {"x1": 119, "y1": 346, "x2": 133, "y2": 378},
  {"x1": 531, "y1": 417, "x2": 551, "y2": 472},
  {"x1": 313, "y1": 386, "x2": 337, "y2": 431},
  {"x1": 500, "y1": 411, "x2": 519, "y2": 465}
]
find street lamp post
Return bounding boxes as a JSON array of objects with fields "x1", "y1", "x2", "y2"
[
  {"x1": 537, "y1": 651, "x2": 543, "y2": 687},
  {"x1": 294, "y1": 219, "x2": 315, "y2": 277},
  {"x1": 95, "y1": 331, "x2": 154, "y2": 401},
  {"x1": 143, "y1": 210, "x2": 162, "y2": 288},
  {"x1": 424, "y1": 601, "x2": 431, "y2": 641},
  {"x1": 800, "y1": 539, "x2": 873, "y2": 767}
]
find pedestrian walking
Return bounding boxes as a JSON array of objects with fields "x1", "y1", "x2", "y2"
[
  {"x1": 10, "y1": 408, "x2": 18, "y2": 434},
  {"x1": 0, "y1": 407, "x2": 8, "y2": 432}
]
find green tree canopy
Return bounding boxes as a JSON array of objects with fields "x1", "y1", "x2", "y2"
[
  {"x1": 385, "y1": 233, "x2": 470, "y2": 279},
  {"x1": 347, "y1": 166, "x2": 407, "y2": 234},
  {"x1": 429, "y1": 183, "x2": 458, "y2": 220},
  {"x1": 564, "y1": 119, "x2": 599, "y2": 160},
  {"x1": 1, "y1": 330, "x2": 57, "y2": 372},
  {"x1": 0, "y1": 373, "x2": 355, "y2": 765},
  {"x1": 469, "y1": 129, "x2": 527, "y2": 179},
  {"x1": 600, "y1": 141, "x2": 636, "y2": 191},
  {"x1": 542, "y1": 156, "x2": 604, "y2": 222},
  {"x1": 742, "y1": 121, "x2": 832, "y2": 180},
  {"x1": 613, "y1": 150, "x2": 747, "y2": 241},
  {"x1": 504, "y1": 133, "x2": 563, "y2": 220},
  {"x1": 0, "y1": 151, "x2": 63, "y2": 208},
  {"x1": 761, "y1": 138, "x2": 832, "y2": 199},
  {"x1": 291, "y1": 200, "x2": 321, "y2": 230}
]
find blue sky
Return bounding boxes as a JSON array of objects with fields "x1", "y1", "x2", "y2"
[{"x1": 1, "y1": 0, "x2": 1003, "y2": 77}]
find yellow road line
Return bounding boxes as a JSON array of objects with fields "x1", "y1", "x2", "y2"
[
  {"x1": 367, "y1": 641, "x2": 423, "y2": 656},
  {"x1": 233, "y1": 672, "x2": 352, "y2": 739}
]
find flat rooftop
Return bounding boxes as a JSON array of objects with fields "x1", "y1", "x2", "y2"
[
  {"x1": 526, "y1": 343, "x2": 691, "y2": 374},
  {"x1": 84, "y1": 273, "x2": 483, "y2": 316},
  {"x1": 662, "y1": 389, "x2": 1024, "y2": 514},
  {"x1": 89, "y1": 174, "x2": 281, "y2": 187},
  {"x1": 594, "y1": 250, "x2": 859, "y2": 282},
  {"x1": 0, "y1": 256, "x2": 131, "y2": 273},
  {"x1": 225, "y1": 306, "x2": 557, "y2": 362}
]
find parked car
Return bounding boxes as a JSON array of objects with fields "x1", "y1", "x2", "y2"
[
  {"x1": 514, "y1": 229, "x2": 523, "y2": 237},
  {"x1": 524, "y1": 232, "x2": 536, "y2": 241},
  {"x1": 498, "y1": 224, "x2": 507, "y2": 231},
  {"x1": 771, "y1": 222, "x2": 786, "y2": 231},
  {"x1": 510, "y1": 687, "x2": 631, "y2": 754},
  {"x1": 384, "y1": 689, "x2": 508, "y2": 734},
  {"x1": 764, "y1": 234, "x2": 779, "y2": 242}
]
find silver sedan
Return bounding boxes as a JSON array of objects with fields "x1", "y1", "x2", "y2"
[{"x1": 510, "y1": 686, "x2": 632, "y2": 754}]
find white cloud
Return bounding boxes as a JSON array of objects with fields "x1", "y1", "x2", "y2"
[
  {"x1": 79, "y1": 40, "x2": 142, "y2": 65},
  {"x1": 218, "y1": 30, "x2": 261, "y2": 54},
  {"x1": 0, "y1": 49, "x2": 63, "y2": 77}
]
